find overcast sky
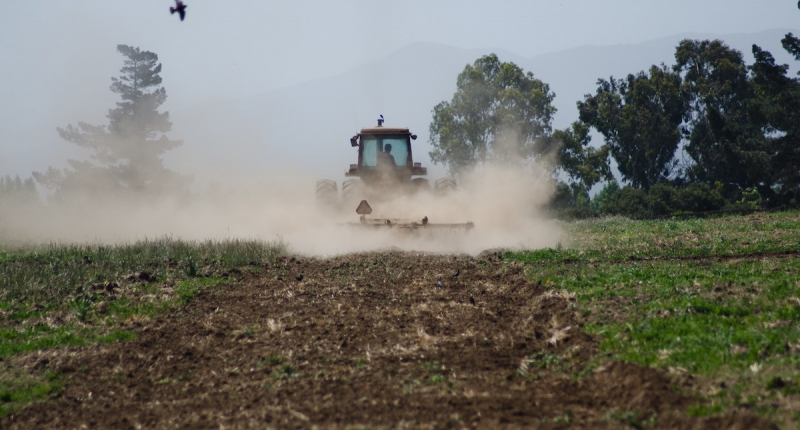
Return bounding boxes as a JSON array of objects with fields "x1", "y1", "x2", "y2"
[{"x1": 1, "y1": 0, "x2": 798, "y2": 179}]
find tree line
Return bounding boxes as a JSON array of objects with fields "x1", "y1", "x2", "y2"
[{"x1": 429, "y1": 10, "x2": 800, "y2": 219}]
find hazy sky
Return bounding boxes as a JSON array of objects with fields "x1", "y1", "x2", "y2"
[{"x1": 1, "y1": 0, "x2": 798, "y2": 179}]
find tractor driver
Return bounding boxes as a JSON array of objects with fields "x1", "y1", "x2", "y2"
[{"x1": 379, "y1": 143, "x2": 396, "y2": 167}]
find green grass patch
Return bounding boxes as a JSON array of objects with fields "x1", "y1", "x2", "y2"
[
  {"x1": 0, "y1": 371, "x2": 61, "y2": 418},
  {"x1": 97, "y1": 329, "x2": 136, "y2": 344},
  {"x1": 275, "y1": 365, "x2": 300, "y2": 380},
  {"x1": 522, "y1": 257, "x2": 800, "y2": 374},
  {"x1": 509, "y1": 211, "x2": 800, "y2": 264},
  {"x1": 0, "y1": 238, "x2": 284, "y2": 359},
  {"x1": 0, "y1": 277, "x2": 229, "y2": 358},
  {"x1": 0, "y1": 237, "x2": 288, "y2": 308},
  {"x1": 0, "y1": 325, "x2": 136, "y2": 358},
  {"x1": 176, "y1": 277, "x2": 230, "y2": 304},
  {"x1": 507, "y1": 210, "x2": 800, "y2": 422},
  {"x1": 104, "y1": 297, "x2": 171, "y2": 320}
]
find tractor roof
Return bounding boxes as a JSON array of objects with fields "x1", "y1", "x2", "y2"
[{"x1": 359, "y1": 127, "x2": 411, "y2": 135}]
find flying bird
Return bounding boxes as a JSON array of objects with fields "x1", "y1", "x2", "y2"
[{"x1": 170, "y1": 0, "x2": 187, "y2": 21}]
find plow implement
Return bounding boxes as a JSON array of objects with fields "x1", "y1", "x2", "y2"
[
  {"x1": 351, "y1": 216, "x2": 474, "y2": 232},
  {"x1": 347, "y1": 200, "x2": 474, "y2": 234}
]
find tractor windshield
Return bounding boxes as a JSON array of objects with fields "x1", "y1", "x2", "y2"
[{"x1": 361, "y1": 136, "x2": 409, "y2": 168}]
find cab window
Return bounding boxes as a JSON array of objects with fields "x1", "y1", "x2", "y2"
[
  {"x1": 360, "y1": 136, "x2": 409, "y2": 168},
  {"x1": 382, "y1": 138, "x2": 408, "y2": 166},
  {"x1": 361, "y1": 138, "x2": 378, "y2": 167}
]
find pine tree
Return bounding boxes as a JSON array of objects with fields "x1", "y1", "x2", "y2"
[{"x1": 36, "y1": 45, "x2": 190, "y2": 198}]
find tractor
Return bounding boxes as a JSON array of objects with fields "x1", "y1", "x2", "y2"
[{"x1": 315, "y1": 117, "x2": 471, "y2": 231}]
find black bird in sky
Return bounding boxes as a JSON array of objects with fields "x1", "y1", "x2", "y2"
[{"x1": 170, "y1": 0, "x2": 187, "y2": 21}]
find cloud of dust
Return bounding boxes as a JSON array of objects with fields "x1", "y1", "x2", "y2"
[{"x1": 0, "y1": 161, "x2": 562, "y2": 256}]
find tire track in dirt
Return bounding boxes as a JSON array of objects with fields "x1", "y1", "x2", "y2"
[{"x1": 3, "y1": 252, "x2": 775, "y2": 429}]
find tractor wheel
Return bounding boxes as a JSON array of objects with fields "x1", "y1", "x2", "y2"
[
  {"x1": 411, "y1": 178, "x2": 430, "y2": 193},
  {"x1": 434, "y1": 177, "x2": 456, "y2": 196},
  {"x1": 341, "y1": 179, "x2": 364, "y2": 210},
  {"x1": 315, "y1": 179, "x2": 338, "y2": 209}
]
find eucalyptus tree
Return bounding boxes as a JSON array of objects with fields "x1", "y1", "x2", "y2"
[
  {"x1": 782, "y1": 1, "x2": 800, "y2": 64},
  {"x1": 578, "y1": 65, "x2": 686, "y2": 190},
  {"x1": 428, "y1": 54, "x2": 556, "y2": 176},
  {"x1": 749, "y1": 45, "x2": 800, "y2": 203},
  {"x1": 673, "y1": 39, "x2": 772, "y2": 195},
  {"x1": 550, "y1": 121, "x2": 612, "y2": 192}
]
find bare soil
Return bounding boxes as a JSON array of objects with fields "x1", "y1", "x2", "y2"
[{"x1": 2, "y1": 252, "x2": 775, "y2": 429}]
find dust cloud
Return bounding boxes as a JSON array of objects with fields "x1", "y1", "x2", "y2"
[{"x1": 0, "y1": 163, "x2": 563, "y2": 256}]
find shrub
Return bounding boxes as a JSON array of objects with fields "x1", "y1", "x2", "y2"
[
  {"x1": 550, "y1": 182, "x2": 573, "y2": 210},
  {"x1": 674, "y1": 183, "x2": 727, "y2": 213},
  {"x1": 603, "y1": 186, "x2": 651, "y2": 219},
  {"x1": 647, "y1": 183, "x2": 678, "y2": 216},
  {"x1": 591, "y1": 181, "x2": 620, "y2": 214},
  {"x1": 740, "y1": 187, "x2": 762, "y2": 208},
  {"x1": 551, "y1": 182, "x2": 597, "y2": 219}
]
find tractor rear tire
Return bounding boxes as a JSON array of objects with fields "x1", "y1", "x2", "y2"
[
  {"x1": 434, "y1": 177, "x2": 456, "y2": 196},
  {"x1": 315, "y1": 179, "x2": 338, "y2": 209},
  {"x1": 341, "y1": 179, "x2": 364, "y2": 210},
  {"x1": 411, "y1": 178, "x2": 430, "y2": 193}
]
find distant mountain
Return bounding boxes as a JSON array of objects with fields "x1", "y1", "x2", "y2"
[{"x1": 169, "y1": 28, "x2": 799, "y2": 185}]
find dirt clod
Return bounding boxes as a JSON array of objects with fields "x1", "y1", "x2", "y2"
[{"x1": 95, "y1": 301, "x2": 107, "y2": 314}]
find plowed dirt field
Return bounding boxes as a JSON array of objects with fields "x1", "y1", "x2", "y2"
[{"x1": 2, "y1": 252, "x2": 774, "y2": 429}]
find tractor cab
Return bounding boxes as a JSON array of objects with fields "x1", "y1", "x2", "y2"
[{"x1": 345, "y1": 119, "x2": 427, "y2": 184}]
